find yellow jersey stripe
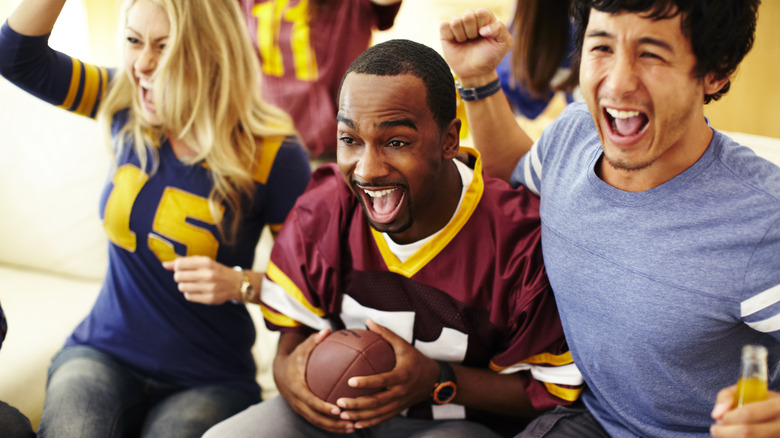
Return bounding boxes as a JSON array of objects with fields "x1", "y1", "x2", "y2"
[
  {"x1": 260, "y1": 304, "x2": 302, "y2": 328},
  {"x1": 268, "y1": 223, "x2": 283, "y2": 235},
  {"x1": 287, "y1": 0, "x2": 318, "y2": 81},
  {"x1": 523, "y1": 351, "x2": 574, "y2": 367},
  {"x1": 490, "y1": 351, "x2": 573, "y2": 373},
  {"x1": 99, "y1": 66, "x2": 109, "y2": 111},
  {"x1": 253, "y1": 136, "x2": 284, "y2": 184},
  {"x1": 266, "y1": 261, "x2": 326, "y2": 317},
  {"x1": 544, "y1": 382, "x2": 583, "y2": 402},
  {"x1": 75, "y1": 63, "x2": 101, "y2": 117},
  {"x1": 58, "y1": 57, "x2": 81, "y2": 111}
]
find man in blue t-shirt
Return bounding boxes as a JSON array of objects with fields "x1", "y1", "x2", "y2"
[{"x1": 441, "y1": 2, "x2": 780, "y2": 437}]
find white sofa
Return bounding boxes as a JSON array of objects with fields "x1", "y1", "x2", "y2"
[{"x1": 2, "y1": 72, "x2": 780, "y2": 431}]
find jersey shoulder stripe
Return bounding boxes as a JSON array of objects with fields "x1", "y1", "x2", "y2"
[
  {"x1": 59, "y1": 57, "x2": 110, "y2": 119},
  {"x1": 266, "y1": 260, "x2": 326, "y2": 318},
  {"x1": 252, "y1": 135, "x2": 285, "y2": 184}
]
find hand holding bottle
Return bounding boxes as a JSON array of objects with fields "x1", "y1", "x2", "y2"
[{"x1": 710, "y1": 345, "x2": 780, "y2": 437}]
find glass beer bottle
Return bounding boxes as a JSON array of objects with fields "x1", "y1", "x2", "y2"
[{"x1": 733, "y1": 344, "x2": 768, "y2": 407}]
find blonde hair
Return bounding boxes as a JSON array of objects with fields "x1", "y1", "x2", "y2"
[{"x1": 99, "y1": 0, "x2": 298, "y2": 240}]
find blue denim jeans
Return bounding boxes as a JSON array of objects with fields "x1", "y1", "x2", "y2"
[
  {"x1": 514, "y1": 401, "x2": 609, "y2": 438},
  {"x1": 204, "y1": 395, "x2": 503, "y2": 438},
  {"x1": 37, "y1": 346, "x2": 260, "y2": 438}
]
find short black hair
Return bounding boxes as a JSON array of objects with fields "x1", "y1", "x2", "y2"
[
  {"x1": 338, "y1": 39, "x2": 456, "y2": 132},
  {"x1": 571, "y1": 0, "x2": 760, "y2": 103}
]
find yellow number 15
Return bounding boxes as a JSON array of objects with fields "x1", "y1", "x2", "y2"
[{"x1": 103, "y1": 165, "x2": 222, "y2": 262}]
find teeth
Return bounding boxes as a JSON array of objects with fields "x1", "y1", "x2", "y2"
[
  {"x1": 139, "y1": 78, "x2": 153, "y2": 90},
  {"x1": 364, "y1": 188, "x2": 395, "y2": 198},
  {"x1": 606, "y1": 108, "x2": 640, "y2": 119}
]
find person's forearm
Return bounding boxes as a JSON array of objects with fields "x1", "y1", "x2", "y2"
[
  {"x1": 275, "y1": 331, "x2": 307, "y2": 359},
  {"x1": 451, "y1": 365, "x2": 536, "y2": 416},
  {"x1": 243, "y1": 269, "x2": 264, "y2": 304},
  {"x1": 272, "y1": 331, "x2": 306, "y2": 382},
  {"x1": 462, "y1": 78, "x2": 533, "y2": 183},
  {"x1": 7, "y1": 0, "x2": 67, "y2": 36}
]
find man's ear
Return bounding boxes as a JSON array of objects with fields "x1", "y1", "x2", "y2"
[
  {"x1": 441, "y1": 118, "x2": 461, "y2": 160},
  {"x1": 703, "y1": 72, "x2": 730, "y2": 97}
]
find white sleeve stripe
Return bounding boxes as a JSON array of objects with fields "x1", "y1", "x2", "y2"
[
  {"x1": 741, "y1": 283, "x2": 780, "y2": 317},
  {"x1": 745, "y1": 313, "x2": 780, "y2": 334},
  {"x1": 261, "y1": 280, "x2": 330, "y2": 330},
  {"x1": 499, "y1": 362, "x2": 584, "y2": 386},
  {"x1": 530, "y1": 141, "x2": 543, "y2": 180},
  {"x1": 522, "y1": 141, "x2": 541, "y2": 196},
  {"x1": 431, "y1": 404, "x2": 466, "y2": 420}
]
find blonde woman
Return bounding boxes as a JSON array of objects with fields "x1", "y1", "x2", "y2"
[{"x1": 0, "y1": 0, "x2": 310, "y2": 436}]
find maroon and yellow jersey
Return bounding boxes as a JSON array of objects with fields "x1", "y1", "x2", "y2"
[
  {"x1": 261, "y1": 148, "x2": 582, "y2": 430},
  {"x1": 238, "y1": 0, "x2": 400, "y2": 156}
]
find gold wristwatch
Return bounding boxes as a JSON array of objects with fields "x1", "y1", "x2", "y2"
[{"x1": 233, "y1": 266, "x2": 257, "y2": 303}]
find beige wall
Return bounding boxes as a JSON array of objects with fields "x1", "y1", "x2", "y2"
[
  {"x1": 703, "y1": 1, "x2": 780, "y2": 138},
  {"x1": 81, "y1": 0, "x2": 121, "y2": 65}
]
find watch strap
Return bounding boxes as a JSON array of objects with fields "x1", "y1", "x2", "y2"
[
  {"x1": 456, "y1": 78, "x2": 502, "y2": 101},
  {"x1": 431, "y1": 360, "x2": 458, "y2": 404}
]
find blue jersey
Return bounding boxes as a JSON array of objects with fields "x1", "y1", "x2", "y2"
[
  {"x1": 0, "y1": 22, "x2": 311, "y2": 393},
  {"x1": 512, "y1": 102, "x2": 780, "y2": 437}
]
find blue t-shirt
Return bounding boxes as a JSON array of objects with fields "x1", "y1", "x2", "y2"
[{"x1": 512, "y1": 102, "x2": 780, "y2": 437}]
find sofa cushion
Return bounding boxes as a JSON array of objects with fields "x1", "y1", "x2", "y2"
[{"x1": 0, "y1": 79, "x2": 108, "y2": 281}]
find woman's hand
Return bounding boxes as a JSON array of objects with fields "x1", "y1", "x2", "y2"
[{"x1": 163, "y1": 256, "x2": 244, "y2": 305}]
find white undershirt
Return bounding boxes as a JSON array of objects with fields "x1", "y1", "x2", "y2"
[{"x1": 382, "y1": 159, "x2": 474, "y2": 263}]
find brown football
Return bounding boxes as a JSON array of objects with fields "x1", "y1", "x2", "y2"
[{"x1": 305, "y1": 328, "x2": 395, "y2": 404}]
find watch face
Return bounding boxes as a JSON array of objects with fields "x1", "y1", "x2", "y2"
[{"x1": 434, "y1": 381, "x2": 457, "y2": 404}]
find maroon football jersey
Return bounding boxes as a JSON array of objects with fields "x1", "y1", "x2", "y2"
[
  {"x1": 238, "y1": 0, "x2": 400, "y2": 156},
  {"x1": 262, "y1": 148, "x2": 582, "y2": 432}
]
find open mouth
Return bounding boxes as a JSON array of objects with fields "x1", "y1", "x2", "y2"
[
  {"x1": 357, "y1": 185, "x2": 405, "y2": 225},
  {"x1": 604, "y1": 107, "x2": 649, "y2": 139},
  {"x1": 138, "y1": 78, "x2": 156, "y2": 113}
]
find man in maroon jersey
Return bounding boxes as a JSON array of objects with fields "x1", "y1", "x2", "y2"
[{"x1": 204, "y1": 39, "x2": 582, "y2": 438}]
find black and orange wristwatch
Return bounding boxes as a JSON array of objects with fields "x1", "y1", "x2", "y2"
[{"x1": 431, "y1": 360, "x2": 457, "y2": 404}]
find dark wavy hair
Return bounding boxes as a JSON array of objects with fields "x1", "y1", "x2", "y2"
[
  {"x1": 338, "y1": 39, "x2": 456, "y2": 133},
  {"x1": 570, "y1": 0, "x2": 760, "y2": 103}
]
